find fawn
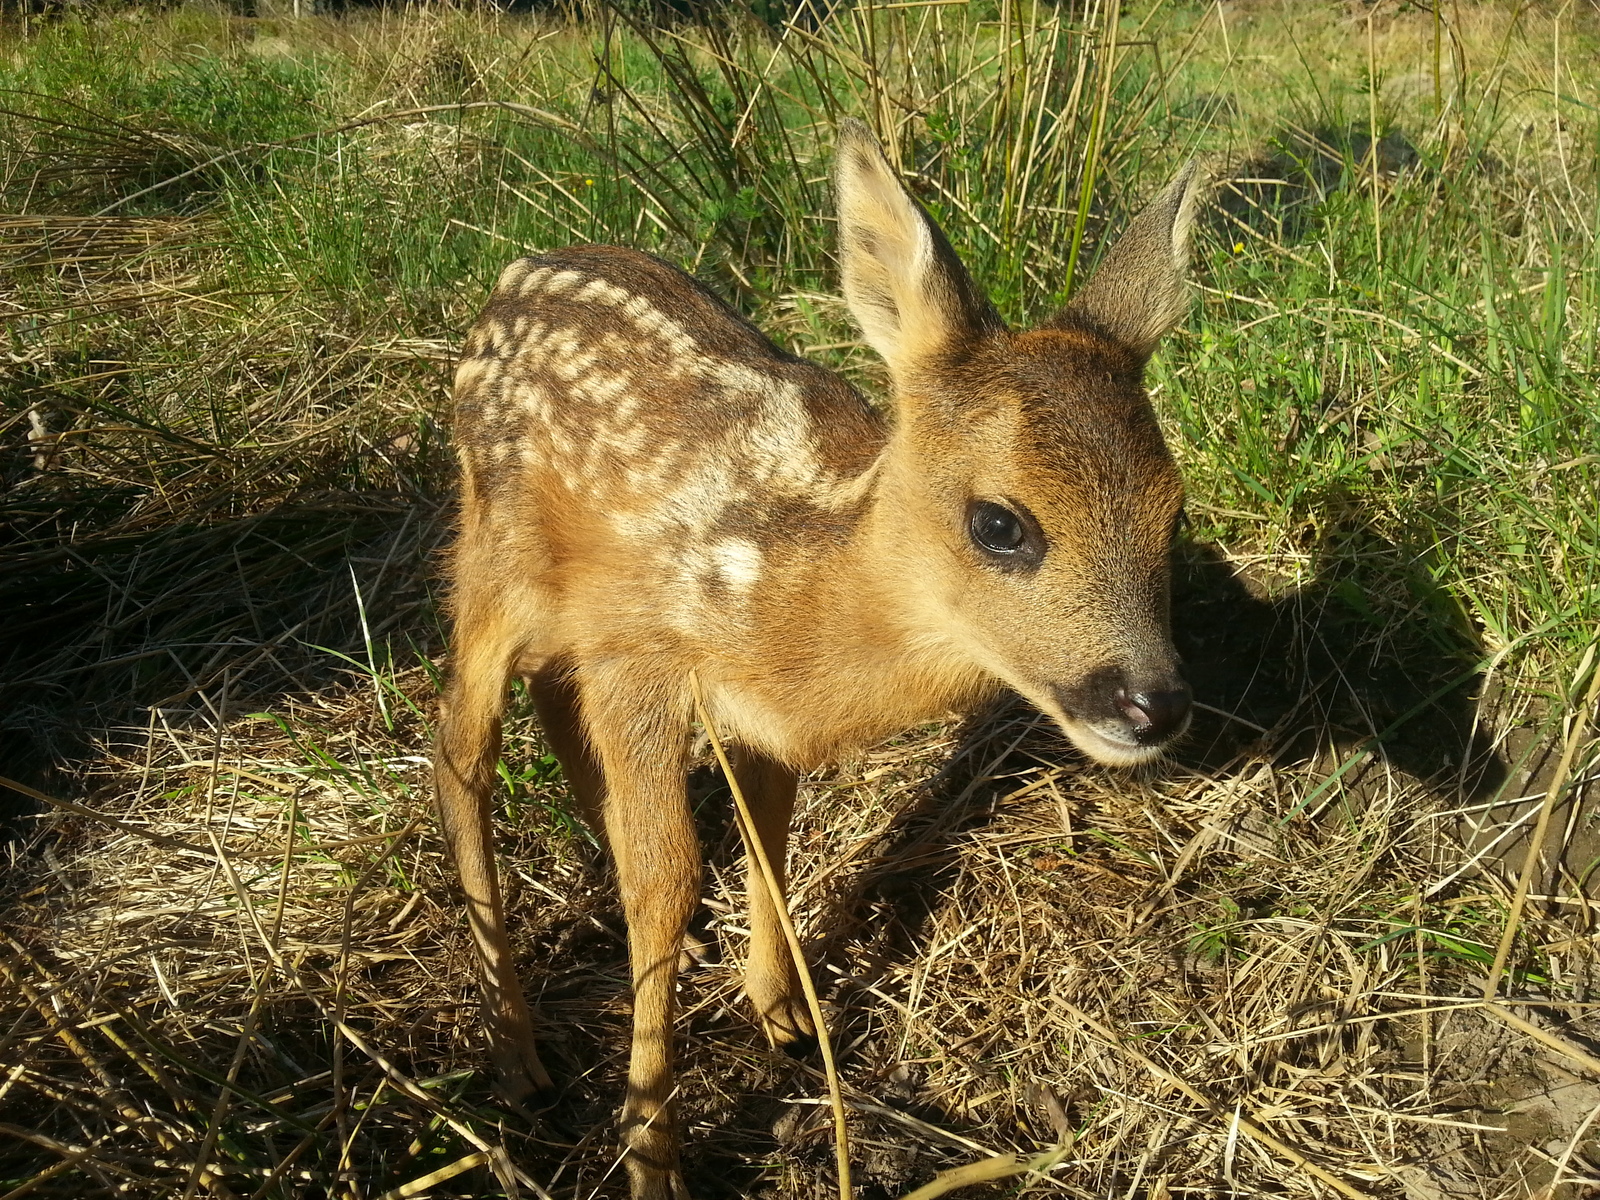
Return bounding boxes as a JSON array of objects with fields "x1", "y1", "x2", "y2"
[{"x1": 434, "y1": 120, "x2": 1204, "y2": 1199}]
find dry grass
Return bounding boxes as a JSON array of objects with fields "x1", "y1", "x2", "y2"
[{"x1": 4, "y1": 639, "x2": 1600, "y2": 1197}]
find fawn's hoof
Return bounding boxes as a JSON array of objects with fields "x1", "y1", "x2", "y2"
[
  {"x1": 780, "y1": 1031, "x2": 819, "y2": 1060},
  {"x1": 623, "y1": 1138, "x2": 691, "y2": 1200},
  {"x1": 757, "y1": 992, "x2": 817, "y2": 1055},
  {"x1": 491, "y1": 1043, "x2": 555, "y2": 1110},
  {"x1": 626, "y1": 1166, "x2": 691, "y2": 1200}
]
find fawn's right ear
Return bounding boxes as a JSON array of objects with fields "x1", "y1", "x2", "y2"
[{"x1": 834, "y1": 119, "x2": 1000, "y2": 385}]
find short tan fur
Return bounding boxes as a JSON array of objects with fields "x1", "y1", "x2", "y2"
[{"x1": 434, "y1": 120, "x2": 1205, "y2": 1199}]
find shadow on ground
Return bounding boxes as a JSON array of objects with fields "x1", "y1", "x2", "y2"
[{"x1": 0, "y1": 499, "x2": 448, "y2": 828}]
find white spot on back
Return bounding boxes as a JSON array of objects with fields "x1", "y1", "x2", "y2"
[
  {"x1": 709, "y1": 539, "x2": 763, "y2": 594},
  {"x1": 543, "y1": 270, "x2": 583, "y2": 296},
  {"x1": 515, "y1": 381, "x2": 550, "y2": 422},
  {"x1": 618, "y1": 291, "x2": 699, "y2": 357},
  {"x1": 714, "y1": 369, "x2": 821, "y2": 490},
  {"x1": 496, "y1": 260, "x2": 531, "y2": 293},
  {"x1": 577, "y1": 278, "x2": 631, "y2": 306},
  {"x1": 554, "y1": 344, "x2": 602, "y2": 382},
  {"x1": 454, "y1": 356, "x2": 492, "y2": 393},
  {"x1": 519, "y1": 266, "x2": 552, "y2": 296}
]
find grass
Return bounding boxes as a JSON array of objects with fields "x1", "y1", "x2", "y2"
[{"x1": 2, "y1": 0, "x2": 1599, "y2": 1196}]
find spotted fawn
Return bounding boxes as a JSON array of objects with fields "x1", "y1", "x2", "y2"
[{"x1": 434, "y1": 120, "x2": 1205, "y2": 1199}]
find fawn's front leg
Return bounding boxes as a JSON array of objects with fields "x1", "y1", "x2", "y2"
[
  {"x1": 433, "y1": 610, "x2": 552, "y2": 1103},
  {"x1": 729, "y1": 746, "x2": 815, "y2": 1053},
  {"x1": 584, "y1": 667, "x2": 698, "y2": 1200}
]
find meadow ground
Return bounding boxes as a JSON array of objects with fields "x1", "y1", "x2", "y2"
[{"x1": 2, "y1": 0, "x2": 1599, "y2": 1196}]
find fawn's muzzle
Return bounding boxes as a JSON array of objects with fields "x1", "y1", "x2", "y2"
[
  {"x1": 1114, "y1": 685, "x2": 1192, "y2": 745},
  {"x1": 1052, "y1": 664, "x2": 1192, "y2": 758}
]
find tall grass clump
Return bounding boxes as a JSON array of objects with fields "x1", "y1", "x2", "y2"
[{"x1": 2, "y1": 2, "x2": 1599, "y2": 1198}]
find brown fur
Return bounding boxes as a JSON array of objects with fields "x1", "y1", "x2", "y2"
[{"x1": 433, "y1": 121, "x2": 1207, "y2": 1199}]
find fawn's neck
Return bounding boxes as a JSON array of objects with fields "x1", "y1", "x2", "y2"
[{"x1": 702, "y1": 440, "x2": 996, "y2": 768}]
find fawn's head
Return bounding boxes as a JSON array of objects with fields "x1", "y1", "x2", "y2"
[{"x1": 835, "y1": 121, "x2": 1203, "y2": 765}]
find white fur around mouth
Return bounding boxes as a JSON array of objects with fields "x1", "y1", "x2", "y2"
[{"x1": 1054, "y1": 714, "x2": 1171, "y2": 767}]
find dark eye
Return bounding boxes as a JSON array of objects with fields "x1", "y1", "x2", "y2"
[
  {"x1": 967, "y1": 499, "x2": 1044, "y2": 570},
  {"x1": 966, "y1": 499, "x2": 1047, "y2": 574},
  {"x1": 970, "y1": 502, "x2": 1024, "y2": 553}
]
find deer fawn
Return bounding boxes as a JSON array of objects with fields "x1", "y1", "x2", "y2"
[{"x1": 434, "y1": 120, "x2": 1203, "y2": 1198}]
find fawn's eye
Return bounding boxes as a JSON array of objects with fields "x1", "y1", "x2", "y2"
[
  {"x1": 971, "y1": 503, "x2": 1022, "y2": 552},
  {"x1": 967, "y1": 500, "x2": 1043, "y2": 569}
]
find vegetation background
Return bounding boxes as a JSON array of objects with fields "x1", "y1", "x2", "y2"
[{"x1": 1, "y1": 0, "x2": 1598, "y2": 1196}]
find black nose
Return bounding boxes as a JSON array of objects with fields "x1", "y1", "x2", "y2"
[{"x1": 1114, "y1": 686, "x2": 1192, "y2": 744}]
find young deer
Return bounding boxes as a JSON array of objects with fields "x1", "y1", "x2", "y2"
[{"x1": 435, "y1": 121, "x2": 1203, "y2": 1199}]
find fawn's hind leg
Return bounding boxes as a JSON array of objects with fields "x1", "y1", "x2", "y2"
[
  {"x1": 528, "y1": 658, "x2": 605, "y2": 836},
  {"x1": 581, "y1": 663, "x2": 697, "y2": 1200},
  {"x1": 434, "y1": 602, "x2": 552, "y2": 1102},
  {"x1": 729, "y1": 746, "x2": 815, "y2": 1053}
]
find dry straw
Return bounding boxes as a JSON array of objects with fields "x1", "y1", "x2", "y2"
[
  {"x1": 689, "y1": 670, "x2": 852, "y2": 1200},
  {"x1": 1482, "y1": 634, "x2": 1600, "y2": 1002}
]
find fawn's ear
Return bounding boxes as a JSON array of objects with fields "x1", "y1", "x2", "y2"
[
  {"x1": 1054, "y1": 161, "x2": 1206, "y2": 361},
  {"x1": 835, "y1": 119, "x2": 1000, "y2": 384}
]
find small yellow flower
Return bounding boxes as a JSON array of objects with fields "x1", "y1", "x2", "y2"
[
  {"x1": 584, "y1": 178, "x2": 594, "y2": 187},
  {"x1": 1232, "y1": 241, "x2": 1244, "y2": 253}
]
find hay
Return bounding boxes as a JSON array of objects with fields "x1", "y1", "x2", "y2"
[{"x1": 3, "y1": 641, "x2": 1598, "y2": 1197}]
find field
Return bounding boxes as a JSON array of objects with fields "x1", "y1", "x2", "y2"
[{"x1": 2, "y1": 0, "x2": 1599, "y2": 1196}]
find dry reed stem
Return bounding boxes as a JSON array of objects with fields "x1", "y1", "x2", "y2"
[
  {"x1": 0, "y1": 774, "x2": 219, "y2": 858},
  {"x1": 1484, "y1": 1005, "x2": 1600, "y2": 1080},
  {"x1": 1483, "y1": 635, "x2": 1600, "y2": 1000},
  {"x1": 374, "y1": 1150, "x2": 491, "y2": 1200},
  {"x1": 893, "y1": 1145, "x2": 1069, "y2": 1200},
  {"x1": 689, "y1": 670, "x2": 852, "y2": 1200}
]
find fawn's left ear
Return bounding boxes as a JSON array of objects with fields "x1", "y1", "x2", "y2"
[
  {"x1": 1053, "y1": 161, "x2": 1207, "y2": 362},
  {"x1": 834, "y1": 119, "x2": 1002, "y2": 386}
]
